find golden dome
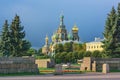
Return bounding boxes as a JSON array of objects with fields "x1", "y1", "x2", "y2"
[{"x1": 72, "y1": 24, "x2": 79, "y2": 31}]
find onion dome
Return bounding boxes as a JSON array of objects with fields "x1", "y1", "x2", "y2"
[
  {"x1": 72, "y1": 24, "x2": 79, "y2": 31},
  {"x1": 45, "y1": 35, "x2": 48, "y2": 41}
]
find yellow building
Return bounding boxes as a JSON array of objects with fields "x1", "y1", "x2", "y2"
[{"x1": 86, "y1": 37, "x2": 104, "y2": 52}]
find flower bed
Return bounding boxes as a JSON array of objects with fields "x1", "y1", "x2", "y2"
[
  {"x1": 40, "y1": 70, "x2": 81, "y2": 73},
  {"x1": 40, "y1": 70, "x2": 54, "y2": 72}
]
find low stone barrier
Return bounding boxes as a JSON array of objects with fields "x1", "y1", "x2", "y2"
[
  {"x1": 35, "y1": 59, "x2": 55, "y2": 68},
  {"x1": 0, "y1": 57, "x2": 39, "y2": 74},
  {"x1": 102, "y1": 63, "x2": 109, "y2": 74},
  {"x1": 54, "y1": 64, "x2": 63, "y2": 75}
]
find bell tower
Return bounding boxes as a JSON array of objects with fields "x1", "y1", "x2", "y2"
[
  {"x1": 45, "y1": 35, "x2": 49, "y2": 45},
  {"x1": 42, "y1": 35, "x2": 49, "y2": 55},
  {"x1": 56, "y1": 14, "x2": 67, "y2": 41}
]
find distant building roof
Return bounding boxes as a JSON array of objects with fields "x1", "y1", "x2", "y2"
[{"x1": 87, "y1": 37, "x2": 104, "y2": 44}]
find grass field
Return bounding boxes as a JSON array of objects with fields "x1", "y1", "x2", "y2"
[
  {"x1": 110, "y1": 70, "x2": 120, "y2": 72},
  {"x1": 0, "y1": 72, "x2": 39, "y2": 76}
]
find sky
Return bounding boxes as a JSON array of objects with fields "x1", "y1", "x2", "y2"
[{"x1": 0, "y1": 0, "x2": 120, "y2": 49}]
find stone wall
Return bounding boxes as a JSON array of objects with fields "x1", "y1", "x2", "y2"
[
  {"x1": 80, "y1": 57, "x2": 120, "y2": 72},
  {"x1": 95, "y1": 58, "x2": 120, "y2": 71},
  {"x1": 35, "y1": 59, "x2": 55, "y2": 68},
  {"x1": 0, "y1": 57, "x2": 39, "y2": 74}
]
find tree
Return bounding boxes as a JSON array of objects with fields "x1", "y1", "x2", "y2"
[
  {"x1": 82, "y1": 43, "x2": 86, "y2": 51},
  {"x1": 55, "y1": 43, "x2": 63, "y2": 53},
  {"x1": 73, "y1": 51, "x2": 78, "y2": 60},
  {"x1": 55, "y1": 52, "x2": 63, "y2": 63},
  {"x1": 92, "y1": 50, "x2": 101, "y2": 58},
  {"x1": 9, "y1": 15, "x2": 31, "y2": 57},
  {"x1": 78, "y1": 51, "x2": 84, "y2": 59},
  {"x1": 66, "y1": 52, "x2": 75, "y2": 63},
  {"x1": 38, "y1": 48, "x2": 42, "y2": 55},
  {"x1": 63, "y1": 42, "x2": 73, "y2": 52},
  {"x1": 112, "y1": 3, "x2": 120, "y2": 55},
  {"x1": 84, "y1": 51, "x2": 92, "y2": 57},
  {"x1": 59, "y1": 52, "x2": 67, "y2": 63},
  {"x1": 0, "y1": 20, "x2": 11, "y2": 57},
  {"x1": 100, "y1": 51, "x2": 110, "y2": 58},
  {"x1": 102, "y1": 7, "x2": 117, "y2": 56},
  {"x1": 26, "y1": 48, "x2": 37, "y2": 56}
]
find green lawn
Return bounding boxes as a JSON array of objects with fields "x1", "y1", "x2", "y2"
[
  {"x1": 71, "y1": 63, "x2": 80, "y2": 66},
  {"x1": 97, "y1": 69, "x2": 120, "y2": 72},
  {"x1": 0, "y1": 72, "x2": 40, "y2": 76},
  {"x1": 65, "y1": 68, "x2": 80, "y2": 70},
  {"x1": 39, "y1": 68, "x2": 55, "y2": 70},
  {"x1": 110, "y1": 69, "x2": 120, "y2": 72}
]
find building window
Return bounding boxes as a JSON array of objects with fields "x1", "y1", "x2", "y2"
[
  {"x1": 97, "y1": 46, "x2": 98, "y2": 48},
  {"x1": 91, "y1": 46, "x2": 93, "y2": 48}
]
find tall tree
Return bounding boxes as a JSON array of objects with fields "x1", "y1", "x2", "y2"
[
  {"x1": 0, "y1": 20, "x2": 11, "y2": 57},
  {"x1": 10, "y1": 15, "x2": 31, "y2": 57},
  {"x1": 112, "y1": 3, "x2": 120, "y2": 55},
  {"x1": 102, "y1": 7, "x2": 117, "y2": 55}
]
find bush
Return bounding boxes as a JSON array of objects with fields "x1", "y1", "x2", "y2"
[{"x1": 84, "y1": 51, "x2": 92, "y2": 57}]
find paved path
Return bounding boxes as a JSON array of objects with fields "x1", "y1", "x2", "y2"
[{"x1": 0, "y1": 73, "x2": 120, "y2": 80}]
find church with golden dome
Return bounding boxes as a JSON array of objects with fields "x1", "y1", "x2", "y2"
[{"x1": 42, "y1": 15, "x2": 80, "y2": 55}]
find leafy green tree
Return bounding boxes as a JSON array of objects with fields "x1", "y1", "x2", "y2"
[
  {"x1": 73, "y1": 51, "x2": 78, "y2": 60},
  {"x1": 84, "y1": 51, "x2": 92, "y2": 57},
  {"x1": 55, "y1": 53, "x2": 62, "y2": 63},
  {"x1": 66, "y1": 52, "x2": 75, "y2": 63},
  {"x1": 36, "y1": 55, "x2": 49, "y2": 59},
  {"x1": 38, "y1": 48, "x2": 42, "y2": 55},
  {"x1": 59, "y1": 52, "x2": 67, "y2": 63},
  {"x1": 55, "y1": 52, "x2": 64, "y2": 63},
  {"x1": 0, "y1": 20, "x2": 11, "y2": 57},
  {"x1": 82, "y1": 43, "x2": 86, "y2": 51},
  {"x1": 73, "y1": 43, "x2": 86, "y2": 52},
  {"x1": 73, "y1": 43, "x2": 81, "y2": 52},
  {"x1": 55, "y1": 43, "x2": 63, "y2": 53},
  {"x1": 78, "y1": 51, "x2": 84, "y2": 59},
  {"x1": 9, "y1": 15, "x2": 31, "y2": 57},
  {"x1": 63, "y1": 42, "x2": 73, "y2": 52},
  {"x1": 92, "y1": 50, "x2": 101, "y2": 58},
  {"x1": 26, "y1": 48, "x2": 37, "y2": 56}
]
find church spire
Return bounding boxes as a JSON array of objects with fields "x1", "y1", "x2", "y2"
[
  {"x1": 58, "y1": 12, "x2": 65, "y2": 29},
  {"x1": 45, "y1": 35, "x2": 49, "y2": 45},
  {"x1": 60, "y1": 14, "x2": 64, "y2": 26}
]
